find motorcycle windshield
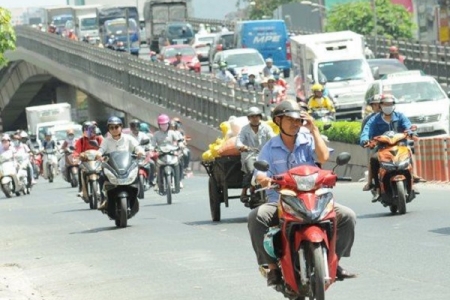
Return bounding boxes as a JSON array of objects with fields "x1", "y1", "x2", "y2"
[
  {"x1": 107, "y1": 151, "x2": 133, "y2": 175},
  {"x1": 158, "y1": 144, "x2": 178, "y2": 153}
]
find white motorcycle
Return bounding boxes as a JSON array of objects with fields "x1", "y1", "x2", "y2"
[
  {"x1": 0, "y1": 152, "x2": 29, "y2": 198},
  {"x1": 42, "y1": 149, "x2": 58, "y2": 183}
]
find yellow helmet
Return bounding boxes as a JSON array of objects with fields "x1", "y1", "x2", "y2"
[{"x1": 311, "y1": 83, "x2": 324, "y2": 92}]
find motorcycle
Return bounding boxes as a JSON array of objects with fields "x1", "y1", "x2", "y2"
[
  {"x1": 137, "y1": 138, "x2": 154, "y2": 199},
  {"x1": 31, "y1": 147, "x2": 42, "y2": 180},
  {"x1": 42, "y1": 149, "x2": 58, "y2": 183},
  {"x1": 0, "y1": 151, "x2": 29, "y2": 197},
  {"x1": 62, "y1": 146, "x2": 79, "y2": 188},
  {"x1": 79, "y1": 149, "x2": 103, "y2": 210},
  {"x1": 101, "y1": 151, "x2": 140, "y2": 228},
  {"x1": 155, "y1": 143, "x2": 182, "y2": 205},
  {"x1": 368, "y1": 130, "x2": 417, "y2": 214},
  {"x1": 254, "y1": 152, "x2": 352, "y2": 300},
  {"x1": 310, "y1": 108, "x2": 335, "y2": 123}
]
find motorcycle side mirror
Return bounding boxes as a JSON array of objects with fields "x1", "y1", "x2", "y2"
[
  {"x1": 140, "y1": 139, "x2": 150, "y2": 146},
  {"x1": 254, "y1": 160, "x2": 270, "y2": 172},
  {"x1": 69, "y1": 145, "x2": 75, "y2": 150},
  {"x1": 335, "y1": 152, "x2": 351, "y2": 166},
  {"x1": 88, "y1": 140, "x2": 99, "y2": 147}
]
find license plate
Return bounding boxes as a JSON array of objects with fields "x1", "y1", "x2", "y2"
[{"x1": 417, "y1": 126, "x2": 433, "y2": 133}]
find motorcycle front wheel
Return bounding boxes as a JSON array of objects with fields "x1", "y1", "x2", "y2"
[
  {"x1": 396, "y1": 181, "x2": 407, "y2": 215},
  {"x1": 138, "y1": 174, "x2": 145, "y2": 199},
  {"x1": 165, "y1": 173, "x2": 172, "y2": 205},
  {"x1": 48, "y1": 165, "x2": 53, "y2": 183},
  {"x1": 310, "y1": 243, "x2": 325, "y2": 300},
  {"x1": 2, "y1": 183, "x2": 12, "y2": 198},
  {"x1": 70, "y1": 169, "x2": 78, "y2": 188},
  {"x1": 115, "y1": 197, "x2": 128, "y2": 228}
]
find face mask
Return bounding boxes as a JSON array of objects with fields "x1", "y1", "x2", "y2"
[
  {"x1": 159, "y1": 124, "x2": 169, "y2": 131},
  {"x1": 68, "y1": 135, "x2": 74, "y2": 141},
  {"x1": 12, "y1": 140, "x2": 20, "y2": 147},
  {"x1": 381, "y1": 106, "x2": 395, "y2": 115}
]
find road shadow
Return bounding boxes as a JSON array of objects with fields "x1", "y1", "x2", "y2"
[
  {"x1": 143, "y1": 202, "x2": 178, "y2": 207},
  {"x1": 184, "y1": 217, "x2": 248, "y2": 226},
  {"x1": 429, "y1": 227, "x2": 450, "y2": 236},
  {"x1": 357, "y1": 212, "x2": 397, "y2": 219},
  {"x1": 70, "y1": 226, "x2": 132, "y2": 234},
  {"x1": 53, "y1": 208, "x2": 92, "y2": 214}
]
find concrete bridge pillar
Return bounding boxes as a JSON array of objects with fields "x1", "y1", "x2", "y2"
[{"x1": 87, "y1": 96, "x2": 125, "y2": 133}]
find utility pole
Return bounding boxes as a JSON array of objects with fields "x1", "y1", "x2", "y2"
[
  {"x1": 372, "y1": 0, "x2": 377, "y2": 53},
  {"x1": 126, "y1": 8, "x2": 131, "y2": 54}
]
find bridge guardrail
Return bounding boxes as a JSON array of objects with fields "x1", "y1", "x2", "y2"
[
  {"x1": 13, "y1": 26, "x2": 270, "y2": 129},
  {"x1": 186, "y1": 17, "x2": 450, "y2": 87}
]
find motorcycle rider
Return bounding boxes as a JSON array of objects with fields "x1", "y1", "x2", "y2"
[
  {"x1": 387, "y1": 45, "x2": 405, "y2": 63},
  {"x1": 129, "y1": 119, "x2": 149, "y2": 143},
  {"x1": 96, "y1": 116, "x2": 145, "y2": 210},
  {"x1": 171, "y1": 52, "x2": 188, "y2": 69},
  {"x1": 360, "y1": 94, "x2": 421, "y2": 201},
  {"x1": 215, "y1": 61, "x2": 236, "y2": 85},
  {"x1": 27, "y1": 132, "x2": 41, "y2": 151},
  {"x1": 307, "y1": 83, "x2": 336, "y2": 116},
  {"x1": 262, "y1": 58, "x2": 280, "y2": 78},
  {"x1": 11, "y1": 133, "x2": 34, "y2": 186},
  {"x1": 235, "y1": 107, "x2": 275, "y2": 203},
  {"x1": 59, "y1": 129, "x2": 77, "y2": 175},
  {"x1": 262, "y1": 76, "x2": 285, "y2": 111},
  {"x1": 170, "y1": 118, "x2": 191, "y2": 173},
  {"x1": 152, "y1": 114, "x2": 185, "y2": 189},
  {"x1": 74, "y1": 122, "x2": 104, "y2": 198},
  {"x1": 248, "y1": 100, "x2": 357, "y2": 286},
  {"x1": 0, "y1": 134, "x2": 14, "y2": 155},
  {"x1": 139, "y1": 122, "x2": 154, "y2": 141}
]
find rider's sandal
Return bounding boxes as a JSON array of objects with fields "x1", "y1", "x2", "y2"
[{"x1": 362, "y1": 183, "x2": 374, "y2": 191}]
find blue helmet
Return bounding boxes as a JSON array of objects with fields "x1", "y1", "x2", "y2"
[
  {"x1": 140, "y1": 123, "x2": 150, "y2": 133},
  {"x1": 107, "y1": 116, "x2": 122, "y2": 126}
]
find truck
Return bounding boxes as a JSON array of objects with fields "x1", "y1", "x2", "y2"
[
  {"x1": 97, "y1": 5, "x2": 140, "y2": 54},
  {"x1": 290, "y1": 31, "x2": 377, "y2": 119},
  {"x1": 44, "y1": 6, "x2": 74, "y2": 34},
  {"x1": 69, "y1": 5, "x2": 101, "y2": 43},
  {"x1": 143, "y1": 0, "x2": 188, "y2": 52},
  {"x1": 26, "y1": 103, "x2": 74, "y2": 142}
]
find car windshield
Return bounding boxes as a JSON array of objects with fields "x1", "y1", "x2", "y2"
[
  {"x1": 52, "y1": 16, "x2": 72, "y2": 27},
  {"x1": 318, "y1": 59, "x2": 372, "y2": 82},
  {"x1": 164, "y1": 47, "x2": 196, "y2": 58},
  {"x1": 369, "y1": 61, "x2": 407, "y2": 76},
  {"x1": 167, "y1": 25, "x2": 193, "y2": 38},
  {"x1": 105, "y1": 19, "x2": 137, "y2": 34},
  {"x1": 224, "y1": 52, "x2": 264, "y2": 68},
  {"x1": 81, "y1": 18, "x2": 97, "y2": 30},
  {"x1": 383, "y1": 80, "x2": 446, "y2": 102}
]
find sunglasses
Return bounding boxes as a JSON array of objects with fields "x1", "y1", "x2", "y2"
[{"x1": 108, "y1": 125, "x2": 121, "y2": 130}]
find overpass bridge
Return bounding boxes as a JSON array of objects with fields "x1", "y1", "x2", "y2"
[{"x1": 3, "y1": 19, "x2": 450, "y2": 157}]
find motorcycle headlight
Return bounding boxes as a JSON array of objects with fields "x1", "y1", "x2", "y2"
[
  {"x1": 281, "y1": 188, "x2": 334, "y2": 222},
  {"x1": 397, "y1": 159, "x2": 411, "y2": 170},
  {"x1": 292, "y1": 173, "x2": 318, "y2": 191}
]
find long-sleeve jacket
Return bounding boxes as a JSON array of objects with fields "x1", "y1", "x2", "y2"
[{"x1": 359, "y1": 111, "x2": 412, "y2": 146}]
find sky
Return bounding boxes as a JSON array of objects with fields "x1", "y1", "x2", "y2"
[{"x1": 0, "y1": 0, "x2": 238, "y2": 19}]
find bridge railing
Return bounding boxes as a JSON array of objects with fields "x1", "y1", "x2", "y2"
[
  {"x1": 13, "y1": 26, "x2": 267, "y2": 129},
  {"x1": 186, "y1": 17, "x2": 450, "y2": 87}
]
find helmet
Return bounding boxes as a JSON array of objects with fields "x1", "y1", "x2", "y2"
[
  {"x1": 19, "y1": 131, "x2": 28, "y2": 139},
  {"x1": 172, "y1": 117, "x2": 181, "y2": 124},
  {"x1": 87, "y1": 125, "x2": 97, "y2": 139},
  {"x1": 129, "y1": 119, "x2": 141, "y2": 128},
  {"x1": 140, "y1": 123, "x2": 150, "y2": 133},
  {"x1": 170, "y1": 120, "x2": 179, "y2": 130},
  {"x1": 95, "y1": 127, "x2": 102, "y2": 135},
  {"x1": 29, "y1": 133, "x2": 37, "y2": 140},
  {"x1": 107, "y1": 116, "x2": 123, "y2": 126},
  {"x1": 66, "y1": 129, "x2": 74, "y2": 135},
  {"x1": 311, "y1": 83, "x2": 324, "y2": 92},
  {"x1": 271, "y1": 100, "x2": 301, "y2": 120},
  {"x1": 44, "y1": 130, "x2": 52, "y2": 136},
  {"x1": 1, "y1": 134, "x2": 10, "y2": 141},
  {"x1": 369, "y1": 94, "x2": 382, "y2": 104},
  {"x1": 247, "y1": 106, "x2": 262, "y2": 117},
  {"x1": 380, "y1": 94, "x2": 397, "y2": 104},
  {"x1": 218, "y1": 61, "x2": 227, "y2": 69},
  {"x1": 82, "y1": 121, "x2": 93, "y2": 131},
  {"x1": 157, "y1": 114, "x2": 170, "y2": 125},
  {"x1": 319, "y1": 78, "x2": 328, "y2": 85},
  {"x1": 389, "y1": 46, "x2": 398, "y2": 53}
]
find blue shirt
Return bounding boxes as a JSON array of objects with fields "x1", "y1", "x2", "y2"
[
  {"x1": 359, "y1": 111, "x2": 412, "y2": 146},
  {"x1": 256, "y1": 133, "x2": 316, "y2": 203}
]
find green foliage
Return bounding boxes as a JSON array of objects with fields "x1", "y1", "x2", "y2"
[
  {"x1": 326, "y1": 0, "x2": 414, "y2": 39},
  {"x1": 0, "y1": 8, "x2": 16, "y2": 67},
  {"x1": 236, "y1": 0, "x2": 295, "y2": 20},
  {"x1": 316, "y1": 121, "x2": 362, "y2": 144}
]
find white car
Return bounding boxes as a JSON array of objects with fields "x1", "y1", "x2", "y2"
[
  {"x1": 213, "y1": 48, "x2": 266, "y2": 83},
  {"x1": 191, "y1": 33, "x2": 217, "y2": 62},
  {"x1": 363, "y1": 70, "x2": 450, "y2": 136}
]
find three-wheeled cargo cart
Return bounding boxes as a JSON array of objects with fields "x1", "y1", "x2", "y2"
[{"x1": 202, "y1": 155, "x2": 265, "y2": 222}]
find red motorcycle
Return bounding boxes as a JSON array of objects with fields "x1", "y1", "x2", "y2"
[
  {"x1": 31, "y1": 151, "x2": 42, "y2": 180},
  {"x1": 254, "y1": 152, "x2": 351, "y2": 300}
]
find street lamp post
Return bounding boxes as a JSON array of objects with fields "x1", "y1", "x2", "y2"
[
  {"x1": 300, "y1": 0, "x2": 327, "y2": 32},
  {"x1": 371, "y1": 0, "x2": 378, "y2": 54}
]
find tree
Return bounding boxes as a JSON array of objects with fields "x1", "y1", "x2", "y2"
[
  {"x1": 326, "y1": 0, "x2": 415, "y2": 39},
  {"x1": 0, "y1": 7, "x2": 16, "y2": 67}
]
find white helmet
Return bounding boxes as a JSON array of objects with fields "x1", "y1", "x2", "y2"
[
  {"x1": 1, "y1": 134, "x2": 11, "y2": 141},
  {"x1": 20, "y1": 131, "x2": 29, "y2": 139}
]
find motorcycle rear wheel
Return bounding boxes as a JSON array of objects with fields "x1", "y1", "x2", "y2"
[
  {"x1": 2, "y1": 183, "x2": 12, "y2": 198},
  {"x1": 396, "y1": 181, "x2": 407, "y2": 215},
  {"x1": 70, "y1": 171, "x2": 78, "y2": 188},
  {"x1": 165, "y1": 173, "x2": 172, "y2": 205}
]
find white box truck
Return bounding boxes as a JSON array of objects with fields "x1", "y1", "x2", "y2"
[
  {"x1": 26, "y1": 103, "x2": 74, "y2": 142},
  {"x1": 290, "y1": 31, "x2": 377, "y2": 119},
  {"x1": 70, "y1": 5, "x2": 101, "y2": 43}
]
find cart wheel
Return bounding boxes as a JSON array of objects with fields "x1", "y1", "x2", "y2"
[{"x1": 208, "y1": 178, "x2": 221, "y2": 222}]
